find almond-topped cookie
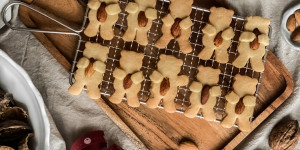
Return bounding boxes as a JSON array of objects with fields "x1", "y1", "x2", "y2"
[
  {"x1": 184, "y1": 66, "x2": 221, "y2": 121},
  {"x1": 198, "y1": 7, "x2": 234, "y2": 63},
  {"x1": 146, "y1": 54, "x2": 189, "y2": 113},
  {"x1": 232, "y1": 16, "x2": 270, "y2": 72},
  {"x1": 109, "y1": 51, "x2": 145, "y2": 107},
  {"x1": 84, "y1": 0, "x2": 121, "y2": 40},
  {"x1": 221, "y1": 74, "x2": 258, "y2": 132},
  {"x1": 155, "y1": 0, "x2": 193, "y2": 53},
  {"x1": 123, "y1": 0, "x2": 157, "y2": 46},
  {"x1": 68, "y1": 42, "x2": 109, "y2": 99}
]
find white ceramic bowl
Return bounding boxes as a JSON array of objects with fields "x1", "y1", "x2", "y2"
[
  {"x1": 281, "y1": 4, "x2": 300, "y2": 50},
  {"x1": 0, "y1": 49, "x2": 50, "y2": 150},
  {"x1": 0, "y1": 0, "x2": 11, "y2": 29}
]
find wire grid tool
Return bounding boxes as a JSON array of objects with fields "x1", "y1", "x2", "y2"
[{"x1": 2, "y1": 0, "x2": 269, "y2": 124}]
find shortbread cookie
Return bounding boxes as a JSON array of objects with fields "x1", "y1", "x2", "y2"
[
  {"x1": 84, "y1": 0, "x2": 121, "y2": 40},
  {"x1": 109, "y1": 51, "x2": 144, "y2": 107},
  {"x1": 198, "y1": 7, "x2": 234, "y2": 63},
  {"x1": 232, "y1": 74, "x2": 258, "y2": 97},
  {"x1": 123, "y1": 0, "x2": 157, "y2": 46},
  {"x1": 232, "y1": 16, "x2": 270, "y2": 72},
  {"x1": 147, "y1": 54, "x2": 189, "y2": 113},
  {"x1": 184, "y1": 66, "x2": 221, "y2": 121},
  {"x1": 155, "y1": 0, "x2": 193, "y2": 53},
  {"x1": 221, "y1": 74, "x2": 258, "y2": 132},
  {"x1": 68, "y1": 42, "x2": 109, "y2": 99}
]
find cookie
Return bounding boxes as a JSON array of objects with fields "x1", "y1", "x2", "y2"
[
  {"x1": 221, "y1": 74, "x2": 258, "y2": 132},
  {"x1": 123, "y1": 0, "x2": 157, "y2": 46},
  {"x1": 84, "y1": 0, "x2": 121, "y2": 40},
  {"x1": 232, "y1": 74, "x2": 258, "y2": 97},
  {"x1": 155, "y1": 0, "x2": 193, "y2": 53},
  {"x1": 232, "y1": 16, "x2": 270, "y2": 72},
  {"x1": 184, "y1": 66, "x2": 221, "y2": 121},
  {"x1": 109, "y1": 51, "x2": 144, "y2": 107},
  {"x1": 198, "y1": 7, "x2": 234, "y2": 63},
  {"x1": 146, "y1": 54, "x2": 189, "y2": 113},
  {"x1": 68, "y1": 42, "x2": 109, "y2": 99}
]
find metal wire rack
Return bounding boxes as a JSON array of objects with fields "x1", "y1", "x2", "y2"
[
  {"x1": 68, "y1": 0, "x2": 269, "y2": 123},
  {"x1": 0, "y1": 0, "x2": 270, "y2": 126}
]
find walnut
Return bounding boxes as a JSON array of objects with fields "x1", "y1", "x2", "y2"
[
  {"x1": 269, "y1": 120, "x2": 300, "y2": 150},
  {"x1": 0, "y1": 89, "x2": 33, "y2": 149}
]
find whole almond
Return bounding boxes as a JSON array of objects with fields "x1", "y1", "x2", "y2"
[
  {"x1": 291, "y1": 27, "x2": 300, "y2": 42},
  {"x1": 269, "y1": 120, "x2": 300, "y2": 150},
  {"x1": 123, "y1": 74, "x2": 133, "y2": 89},
  {"x1": 160, "y1": 77, "x2": 170, "y2": 96},
  {"x1": 178, "y1": 141, "x2": 198, "y2": 150},
  {"x1": 201, "y1": 85, "x2": 210, "y2": 105},
  {"x1": 235, "y1": 98, "x2": 245, "y2": 114},
  {"x1": 171, "y1": 18, "x2": 182, "y2": 38},
  {"x1": 214, "y1": 31, "x2": 223, "y2": 47},
  {"x1": 138, "y1": 11, "x2": 148, "y2": 27},
  {"x1": 295, "y1": 9, "x2": 300, "y2": 25},
  {"x1": 97, "y1": 3, "x2": 107, "y2": 23},
  {"x1": 286, "y1": 14, "x2": 296, "y2": 32},
  {"x1": 249, "y1": 28, "x2": 261, "y2": 50},
  {"x1": 85, "y1": 58, "x2": 96, "y2": 77}
]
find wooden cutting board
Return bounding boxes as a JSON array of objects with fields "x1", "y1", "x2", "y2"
[
  {"x1": 18, "y1": 0, "x2": 294, "y2": 149},
  {"x1": 100, "y1": 51, "x2": 294, "y2": 149}
]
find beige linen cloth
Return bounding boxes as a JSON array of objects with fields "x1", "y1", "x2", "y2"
[{"x1": 1, "y1": 0, "x2": 300, "y2": 149}]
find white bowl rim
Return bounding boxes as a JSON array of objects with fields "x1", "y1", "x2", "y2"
[{"x1": 0, "y1": 49, "x2": 50, "y2": 150}]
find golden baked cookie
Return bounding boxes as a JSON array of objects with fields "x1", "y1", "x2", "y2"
[
  {"x1": 146, "y1": 54, "x2": 189, "y2": 113},
  {"x1": 109, "y1": 51, "x2": 144, "y2": 107},
  {"x1": 68, "y1": 42, "x2": 109, "y2": 99},
  {"x1": 84, "y1": 0, "x2": 121, "y2": 40},
  {"x1": 221, "y1": 74, "x2": 258, "y2": 132},
  {"x1": 155, "y1": 0, "x2": 193, "y2": 53},
  {"x1": 184, "y1": 66, "x2": 221, "y2": 121},
  {"x1": 232, "y1": 16, "x2": 270, "y2": 72},
  {"x1": 123, "y1": 0, "x2": 157, "y2": 46},
  {"x1": 198, "y1": 7, "x2": 234, "y2": 63}
]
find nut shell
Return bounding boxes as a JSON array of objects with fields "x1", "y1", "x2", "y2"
[
  {"x1": 0, "y1": 120, "x2": 32, "y2": 143},
  {"x1": 0, "y1": 146, "x2": 14, "y2": 150},
  {"x1": 138, "y1": 11, "x2": 148, "y2": 27},
  {"x1": 286, "y1": 14, "x2": 296, "y2": 32},
  {"x1": 249, "y1": 28, "x2": 261, "y2": 50},
  {"x1": 201, "y1": 85, "x2": 210, "y2": 105},
  {"x1": 0, "y1": 93, "x2": 15, "y2": 112},
  {"x1": 235, "y1": 99, "x2": 245, "y2": 114},
  {"x1": 0, "y1": 89, "x2": 33, "y2": 149},
  {"x1": 171, "y1": 18, "x2": 182, "y2": 38},
  {"x1": 160, "y1": 78, "x2": 170, "y2": 96},
  {"x1": 0, "y1": 107, "x2": 29, "y2": 122},
  {"x1": 214, "y1": 31, "x2": 223, "y2": 47},
  {"x1": 97, "y1": 3, "x2": 107, "y2": 23},
  {"x1": 84, "y1": 58, "x2": 96, "y2": 77},
  {"x1": 18, "y1": 133, "x2": 33, "y2": 150},
  {"x1": 291, "y1": 27, "x2": 300, "y2": 42},
  {"x1": 269, "y1": 120, "x2": 300, "y2": 150},
  {"x1": 123, "y1": 74, "x2": 133, "y2": 90},
  {"x1": 295, "y1": 9, "x2": 300, "y2": 25},
  {"x1": 179, "y1": 141, "x2": 198, "y2": 150}
]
